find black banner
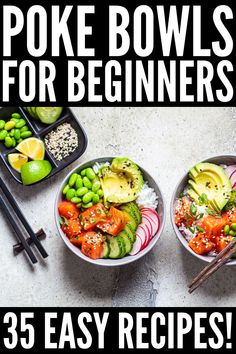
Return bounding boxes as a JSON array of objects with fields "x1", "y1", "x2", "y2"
[
  {"x1": 0, "y1": 308, "x2": 234, "y2": 352},
  {"x1": 0, "y1": 0, "x2": 235, "y2": 106}
]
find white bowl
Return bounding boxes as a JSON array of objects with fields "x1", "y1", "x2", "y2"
[
  {"x1": 171, "y1": 155, "x2": 236, "y2": 266},
  {"x1": 55, "y1": 157, "x2": 165, "y2": 266}
]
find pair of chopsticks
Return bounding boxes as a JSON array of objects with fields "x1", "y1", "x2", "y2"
[
  {"x1": 189, "y1": 237, "x2": 236, "y2": 293},
  {"x1": 0, "y1": 176, "x2": 48, "y2": 264}
]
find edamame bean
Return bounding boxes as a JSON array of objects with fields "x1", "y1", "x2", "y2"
[
  {"x1": 10, "y1": 118, "x2": 20, "y2": 123},
  {"x1": 14, "y1": 129, "x2": 21, "y2": 140},
  {"x1": 0, "y1": 120, "x2": 5, "y2": 129},
  {"x1": 82, "y1": 202, "x2": 93, "y2": 209},
  {"x1": 63, "y1": 184, "x2": 70, "y2": 195},
  {"x1": 17, "y1": 138, "x2": 23, "y2": 143},
  {"x1": 11, "y1": 113, "x2": 21, "y2": 119},
  {"x1": 0, "y1": 130, "x2": 7, "y2": 140},
  {"x1": 229, "y1": 230, "x2": 236, "y2": 236},
  {"x1": 86, "y1": 167, "x2": 96, "y2": 180},
  {"x1": 11, "y1": 137, "x2": 16, "y2": 147},
  {"x1": 76, "y1": 203, "x2": 82, "y2": 208},
  {"x1": 75, "y1": 175, "x2": 83, "y2": 189},
  {"x1": 21, "y1": 131, "x2": 32, "y2": 139},
  {"x1": 9, "y1": 129, "x2": 15, "y2": 137},
  {"x1": 4, "y1": 121, "x2": 15, "y2": 131},
  {"x1": 98, "y1": 189, "x2": 104, "y2": 197},
  {"x1": 66, "y1": 188, "x2": 76, "y2": 201},
  {"x1": 71, "y1": 197, "x2": 82, "y2": 204},
  {"x1": 82, "y1": 191, "x2": 95, "y2": 204},
  {"x1": 92, "y1": 194, "x2": 100, "y2": 204},
  {"x1": 224, "y1": 225, "x2": 230, "y2": 235},
  {"x1": 80, "y1": 169, "x2": 86, "y2": 176},
  {"x1": 4, "y1": 136, "x2": 13, "y2": 148},
  {"x1": 92, "y1": 180, "x2": 101, "y2": 193},
  {"x1": 83, "y1": 176, "x2": 92, "y2": 189},
  {"x1": 15, "y1": 119, "x2": 26, "y2": 129},
  {"x1": 76, "y1": 187, "x2": 88, "y2": 197},
  {"x1": 69, "y1": 173, "x2": 78, "y2": 187},
  {"x1": 20, "y1": 126, "x2": 29, "y2": 132},
  {"x1": 93, "y1": 176, "x2": 100, "y2": 182},
  {"x1": 231, "y1": 223, "x2": 236, "y2": 231}
]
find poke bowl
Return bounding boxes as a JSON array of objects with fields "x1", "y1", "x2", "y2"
[
  {"x1": 171, "y1": 155, "x2": 236, "y2": 266},
  {"x1": 55, "y1": 157, "x2": 165, "y2": 266}
]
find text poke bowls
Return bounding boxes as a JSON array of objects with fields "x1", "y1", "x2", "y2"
[
  {"x1": 171, "y1": 155, "x2": 236, "y2": 266},
  {"x1": 55, "y1": 157, "x2": 165, "y2": 266}
]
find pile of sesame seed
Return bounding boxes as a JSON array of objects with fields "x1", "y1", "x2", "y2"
[{"x1": 44, "y1": 123, "x2": 79, "y2": 161}]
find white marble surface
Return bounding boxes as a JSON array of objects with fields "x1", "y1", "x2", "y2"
[{"x1": 1, "y1": 106, "x2": 236, "y2": 307}]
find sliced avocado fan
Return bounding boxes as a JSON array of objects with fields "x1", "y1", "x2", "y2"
[
  {"x1": 187, "y1": 162, "x2": 232, "y2": 212},
  {"x1": 99, "y1": 158, "x2": 144, "y2": 204}
]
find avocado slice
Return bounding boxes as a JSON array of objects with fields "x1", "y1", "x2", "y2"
[
  {"x1": 187, "y1": 162, "x2": 232, "y2": 211},
  {"x1": 187, "y1": 188, "x2": 199, "y2": 203},
  {"x1": 99, "y1": 158, "x2": 143, "y2": 204},
  {"x1": 188, "y1": 179, "x2": 220, "y2": 211}
]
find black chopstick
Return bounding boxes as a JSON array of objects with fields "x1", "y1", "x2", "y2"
[
  {"x1": 13, "y1": 228, "x2": 46, "y2": 254},
  {"x1": 0, "y1": 194, "x2": 37, "y2": 264},
  {"x1": 0, "y1": 177, "x2": 48, "y2": 259}
]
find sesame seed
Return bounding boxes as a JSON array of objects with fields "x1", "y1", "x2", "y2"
[{"x1": 44, "y1": 123, "x2": 79, "y2": 161}]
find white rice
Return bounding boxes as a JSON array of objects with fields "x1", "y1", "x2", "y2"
[{"x1": 136, "y1": 182, "x2": 158, "y2": 209}]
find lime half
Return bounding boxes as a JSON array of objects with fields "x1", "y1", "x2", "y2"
[{"x1": 21, "y1": 160, "x2": 52, "y2": 185}]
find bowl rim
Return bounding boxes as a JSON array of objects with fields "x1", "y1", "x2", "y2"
[
  {"x1": 170, "y1": 154, "x2": 236, "y2": 266},
  {"x1": 55, "y1": 156, "x2": 166, "y2": 266}
]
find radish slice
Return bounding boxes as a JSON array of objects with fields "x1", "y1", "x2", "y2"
[
  {"x1": 142, "y1": 212, "x2": 159, "y2": 229},
  {"x1": 224, "y1": 164, "x2": 236, "y2": 178},
  {"x1": 136, "y1": 225, "x2": 148, "y2": 248},
  {"x1": 129, "y1": 235, "x2": 142, "y2": 256},
  {"x1": 141, "y1": 223, "x2": 151, "y2": 248},
  {"x1": 224, "y1": 165, "x2": 236, "y2": 187},
  {"x1": 141, "y1": 207, "x2": 155, "y2": 212},
  {"x1": 141, "y1": 216, "x2": 153, "y2": 237},
  {"x1": 141, "y1": 208, "x2": 160, "y2": 236},
  {"x1": 130, "y1": 208, "x2": 160, "y2": 255},
  {"x1": 141, "y1": 208, "x2": 159, "y2": 219},
  {"x1": 142, "y1": 213, "x2": 159, "y2": 236},
  {"x1": 229, "y1": 170, "x2": 236, "y2": 187}
]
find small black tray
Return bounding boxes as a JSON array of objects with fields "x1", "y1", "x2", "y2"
[{"x1": 0, "y1": 107, "x2": 88, "y2": 184}]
